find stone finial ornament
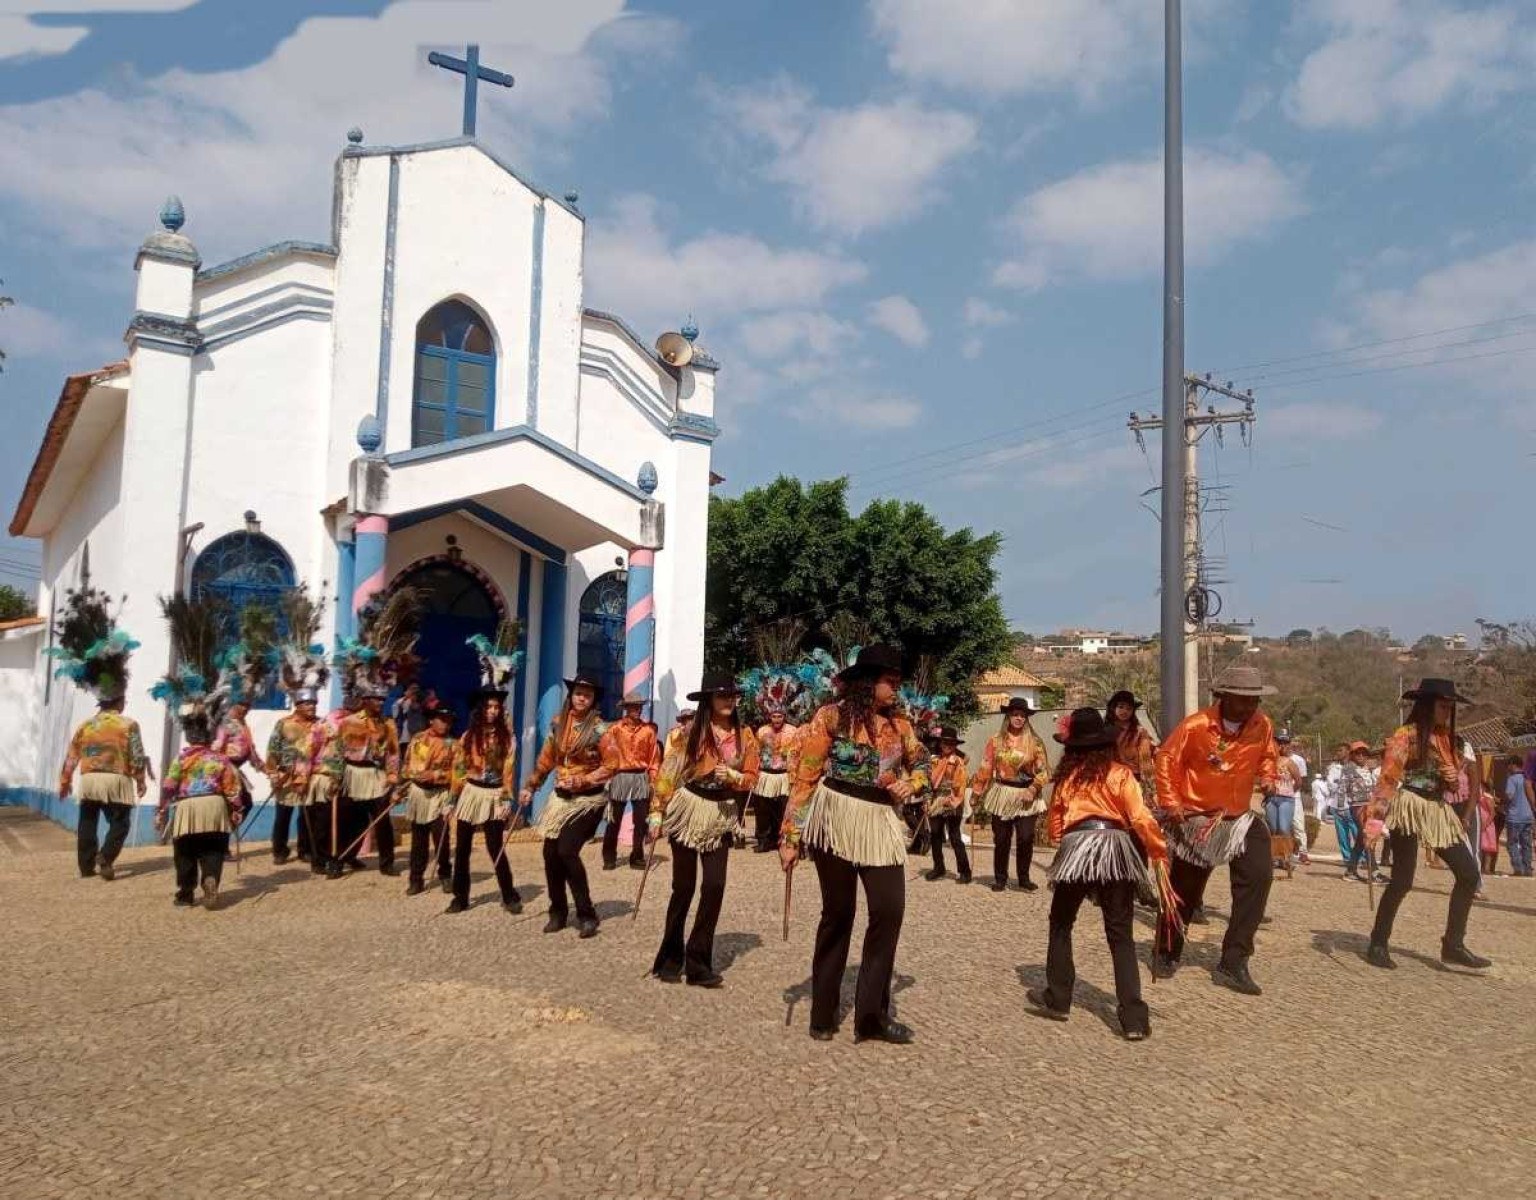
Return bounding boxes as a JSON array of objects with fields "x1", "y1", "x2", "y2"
[{"x1": 637, "y1": 462, "x2": 659, "y2": 495}]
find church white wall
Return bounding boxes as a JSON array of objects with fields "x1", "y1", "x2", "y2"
[
  {"x1": 136, "y1": 256, "x2": 194, "y2": 317},
  {"x1": 0, "y1": 634, "x2": 41, "y2": 791},
  {"x1": 536, "y1": 204, "x2": 585, "y2": 442},
  {"x1": 574, "y1": 372, "x2": 667, "y2": 485}
]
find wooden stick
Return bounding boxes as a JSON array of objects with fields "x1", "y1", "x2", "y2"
[
  {"x1": 782, "y1": 862, "x2": 793, "y2": 942},
  {"x1": 335, "y1": 792, "x2": 398, "y2": 865},
  {"x1": 632, "y1": 828, "x2": 662, "y2": 921},
  {"x1": 490, "y1": 805, "x2": 524, "y2": 872}
]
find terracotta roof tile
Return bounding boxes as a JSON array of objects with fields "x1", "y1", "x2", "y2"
[{"x1": 8, "y1": 361, "x2": 128, "y2": 538}]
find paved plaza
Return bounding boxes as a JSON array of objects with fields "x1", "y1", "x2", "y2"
[{"x1": 1, "y1": 805, "x2": 1532, "y2": 1199}]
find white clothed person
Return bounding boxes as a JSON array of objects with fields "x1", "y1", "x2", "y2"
[{"x1": 1289, "y1": 751, "x2": 1309, "y2": 853}]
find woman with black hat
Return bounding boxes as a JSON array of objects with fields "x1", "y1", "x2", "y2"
[
  {"x1": 1105, "y1": 690, "x2": 1156, "y2": 794},
  {"x1": 1364, "y1": 678, "x2": 1490, "y2": 970},
  {"x1": 646, "y1": 673, "x2": 761, "y2": 987},
  {"x1": 446, "y1": 688, "x2": 521, "y2": 913},
  {"x1": 401, "y1": 703, "x2": 456, "y2": 896},
  {"x1": 923, "y1": 725, "x2": 971, "y2": 883},
  {"x1": 1028, "y1": 708, "x2": 1168, "y2": 1040},
  {"x1": 519, "y1": 673, "x2": 617, "y2": 938},
  {"x1": 780, "y1": 645, "x2": 930, "y2": 1044},
  {"x1": 972, "y1": 696, "x2": 1051, "y2": 892}
]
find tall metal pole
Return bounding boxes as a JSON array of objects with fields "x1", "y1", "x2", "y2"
[{"x1": 1160, "y1": 0, "x2": 1188, "y2": 727}]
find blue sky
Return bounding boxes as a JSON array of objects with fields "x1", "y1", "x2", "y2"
[{"x1": 1, "y1": 0, "x2": 1533, "y2": 641}]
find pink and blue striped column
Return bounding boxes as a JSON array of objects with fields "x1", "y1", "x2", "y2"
[
  {"x1": 352, "y1": 514, "x2": 389, "y2": 618},
  {"x1": 622, "y1": 547, "x2": 655, "y2": 707}
]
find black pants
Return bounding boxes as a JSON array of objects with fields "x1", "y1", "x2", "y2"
[
  {"x1": 452, "y1": 819, "x2": 516, "y2": 904},
  {"x1": 270, "y1": 802, "x2": 314, "y2": 860},
  {"x1": 310, "y1": 800, "x2": 338, "y2": 870},
  {"x1": 543, "y1": 805, "x2": 605, "y2": 921},
  {"x1": 1157, "y1": 817, "x2": 1273, "y2": 966},
  {"x1": 173, "y1": 831, "x2": 229, "y2": 898},
  {"x1": 1370, "y1": 831, "x2": 1479, "y2": 950},
  {"x1": 754, "y1": 787, "x2": 787, "y2": 851},
  {"x1": 653, "y1": 839, "x2": 729, "y2": 979},
  {"x1": 602, "y1": 788, "x2": 649, "y2": 866},
  {"x1": 810, "y1": 852, "x2": 905, "y2": 1033},
  {"x1": 76, "y1": 800, "x2": 132, "y2": 875},
  {"x1": 930, "y1": 810, "x2": 969, "y2": 876},
  {"x1": 338, "y1": 794, "x2": 395, "y2": 870},
  {"x1": 1045, "y1": 880, "x2": 1149, "y2": 1034},
  {"x1": 409, "y1": 818, "x2": 452, "y2": 885},
  {"x1": 992, "y1": 814, "x2": 1038, "y2": 885}
]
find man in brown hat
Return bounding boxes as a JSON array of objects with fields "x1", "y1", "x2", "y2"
[{"x1": 1153, "y1": 665, "x2": 1279, "y2": 995}]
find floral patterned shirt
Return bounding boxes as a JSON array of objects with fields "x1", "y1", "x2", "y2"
[
  {"x1": 925, "y1": 751, "x2": 969, "y2": 809},
  {"x1": 1155, "y1": 704, "x2": 1277, "y2": 819},
  {"x1": 525, "y1": 711, "x2": 617, "y2": 794},
  {"x1": 970, "y1": 729, "x2": 1050, "y2": 796},
  {"x1": 404, "y1": 731, "x2": 456, "y2": 790},
  {"x1": 450, "y1": 733, "x2": 516, "y2": 796},
  {"x1": 158, "y1": 746, "x2": 242, "y2": 816},
  {"x1": 309, "y1": 709, "x2": 349, "y2": 778},
  {"x1": 211, "y1": 715, "x2": 261, "y2": 769},
  {"x1": 1374, "y1": 724, "x2": 1458, "y2": 808},
  {"x1": 782, "y1": 703, "x2": 931, "y2": 846},
  {"x1": 265, "y1": 713, "x2": 316, "y2": 797},
  {"x1": 336, "y1": 710, "x2": 401, "y2": 784},
  {"x1": 60, "y1": 711, "x2": 147, "y2": 791},
  {"x1": 755, "y1": 723, "x2": 801, "y2": 772},
  {"x1": 653, "y1": 724, "x2": 762, "y2": 814}
]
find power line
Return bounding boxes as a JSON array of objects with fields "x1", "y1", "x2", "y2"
[
  {"x1": 1209, "y1": 312, "x2": 1536, "y2": 376},
  {"x1": 1238, "y1": 326, "x2": 1536, "y2": 385}
]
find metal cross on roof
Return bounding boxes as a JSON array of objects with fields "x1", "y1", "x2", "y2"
[{"x1": 427, "y1": 43, "x2": 514, "y2": 138}]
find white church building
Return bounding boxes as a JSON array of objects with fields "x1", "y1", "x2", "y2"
[{"x1": 1, "y1": 120, "x2": 720, "y2": 841}]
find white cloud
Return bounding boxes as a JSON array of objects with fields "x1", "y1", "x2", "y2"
[
  {"x1": 1345, "y1": 239, "x2": 1536, "y2": 406},
  {"x1": 1264, "y1": 402, "x2": 1383, "y2": 440},
  {"x1": 867, "y1": 294, "x2": 929, "y2": 348},
  {"x1": 712, "y1": 80, "x2": 977, "y2": 236},
  {"x1": 584, "y1": 193, "x2": 867, "y2": 336},
  {"x1": 0, "y1": 1, "x2": 679, "y2": 254},
  {"x1": 995, "y1": 148, "x2": 1306, "y2": 286},
  {"x1": 959, "y1": 297, "x2": 1012, "y2": 359},
  {"x1": 735, "y1": 309, "x2": 861, "y2": 360},
  {"x1": 1285, "y1": 0, "x2": 1536, "y2": 130},
  {"x1": 868, "y1": 0, "x2": 1233, "y2": 100},
  {"x1": 790, "y1": 390, "x2": 922, "y2": 430},
  {"x1": 964, "y1": 438, "x2": 1143, "y2": 489},
  {"x1": 0, "y1": 2, "x2": 196, "y2": 61}
]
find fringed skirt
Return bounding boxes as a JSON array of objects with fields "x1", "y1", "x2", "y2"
[
  {"x1": 342, "y1": 764, "x2": 390, "y2": 801},
  {"x1": 1386, "y1": 789, "x2": 1466, "y2": 851},
  {"x1": 926, "y1": 791, "x2": 963, "y2": 818},
  {"x1": 753, "y1": 770, "x2": 790, "y2": 799},
  {"x1": 78, "y1": 772, "x2": 136, "y2": 806},
  {"x1": 661, "y1": 787, "x2": 742, "y2": 853},
  {"x1": 307, "y1": 773, "x2": 337, "y2": 805},
  {"x1": 405, "y1": 783, "x2": 451, "y2": 825},
  {"x1": 801, "y1": 781, "x2": 907, "y2": 868},
  {"x1": 981, "y1": 781, "x2": 1045, "y2": 821},
  {"x1": 1168, "y1": 810, "x2": 1257, "y2": 868},
  {"x1": 539, "y1": 790, "x2": 607, "y2": 840},
  {"x1": 607, "y1": 771, "x2": 652, "y2": 804},
  {"x1": 272, "y1": 785, "x2": 312, "y2": 809},
  {"x1": 1049, "y1": 824, "x2": 1155, "y2": 904},
  {"x1": 170, "y1": 793, "x2": 233, "y2": 839}
]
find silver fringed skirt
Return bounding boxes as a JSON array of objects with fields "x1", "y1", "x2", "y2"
[
  {"x1": 1385, "y1": 788, "x2": 1467, "y2": 851},
  {"x1": 539, "y1": 789, "x2": 607, "y2": 839},
  {"x1": 1168, "y1": 809, "x2": 1257, "y2": 868},
  {"x1": 453, "y1": 781, "x2": 505, "y2": 826},
  {"x1": 660, "y1": 786, "x2": 743, "y2": 853},
  {"x1": 801, "y1": 780, "x2": 907, "y2": 868},
  {"x1": 404, "y1": 783, "x2": 452, "y2": 825},
  {"x1": 607, "y1": 770, "x2": 653, "y2": 804},
  {"x1": 1049, "y1": 822, "x2": 1155, "y2": 903}
]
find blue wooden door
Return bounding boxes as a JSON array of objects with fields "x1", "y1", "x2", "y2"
[
  {"x1": 393, "y1": 562, "x2": 499, "y2": 726},
  {"x1": 577, "y1": 572, "x2": 627, "y2": 720}
]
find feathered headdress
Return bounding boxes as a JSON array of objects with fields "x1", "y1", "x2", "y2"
[
  {"x1": 737, "y1": 659, "x2": 829, "y2": 726},
  {"x1": 277, "y1": 584, "x2": 330, "y2": 698},
  {"x1": 46, "y1": 586, "x2": 138, "y2": 702},
  {"x1": 897, "y1": 684, "x2": 950, "y2": 744},
  {"x1": 214, "y1": 602, "x2": 280, "y2": 706},
  {"x1": 334, "y1": 587, "x2": 422, "y2": 700},
  {"x1": 466, "y1": 618, "x2": 524, "y2": 695},
  {"x1": 150, "y1": 593, "x2": 229, "y2": 730}
]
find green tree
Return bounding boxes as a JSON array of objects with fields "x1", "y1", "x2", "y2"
[
  {"x1": 704, "y1": 477, "x2": 1012, "y2": 718},
  {"x1": 0, "y1": 584, "x2": 34, "y2": 621}
]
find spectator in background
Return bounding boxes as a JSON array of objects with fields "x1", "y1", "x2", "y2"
[
  {"x1": 1287, "y1": 736, "x2": 1310, "y2": 866},
  {"x1": 393, "y1": 683, "x2": 427, "y2": 742},
  {"x1": 1338, "y1": 742, "x2": 1379, "y2": 882},
  {"x1": 1264, "y1": 730, "x2": 1304, "y2": 869},
  {"x1": 1308, "y1": 768, "x2": 1330, "y2": 855},
  {"x1": 1505, "y1": 756, "x2": 1534, "y2": 878}
]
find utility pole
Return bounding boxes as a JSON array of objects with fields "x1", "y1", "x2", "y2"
[
  {"x1": 1159, "y1": 0, "x2": 1187, "y2": 728},
  {"x1": 1130, "y1": 374, "x2": 1256, "y2": 715}
]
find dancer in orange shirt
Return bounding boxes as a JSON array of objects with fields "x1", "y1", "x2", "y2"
[{"x1": 600, "y1": 694, "x2": 659, "y2": 871}]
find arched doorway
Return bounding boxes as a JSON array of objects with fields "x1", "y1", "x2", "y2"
[
  {"x1": 577, "y1": 571, "x2": 627, "y2": 719},
  {"x1": 391, "y1": 558, "x2": 504, "y2": 724}
]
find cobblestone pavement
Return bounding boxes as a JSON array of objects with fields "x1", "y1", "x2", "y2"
[{"x1": 2, "y1": 805, "x2": 1532, "y2": 1199}]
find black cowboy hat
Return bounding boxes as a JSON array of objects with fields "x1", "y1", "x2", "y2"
[
  {"x1": 687, "y1": 671, "x2": 744, "y2": 702},
  {"x1": 425, "y1": 703, "x2": 457, "y2": 724},
  {"x1": 998, "y1": 695, "x2": 1035, "y2": 715},
  {"x1": 563, "y1": 672, "x2": 605, "y2": 697},
  {"x1": 1054, "y1": 707, "x2": 1118, "y2": 749},
  {"x1": 1402, "y1": 677, "x2": 1472, "y2": 704},
  {"x1": 835, "y1": 644, "x2": 904, "y2": 684},
  {"x1": 935, "y1": 724, "x2": 964, "y2": 747},
  {"x1": 1105, "y1": 690, "x2": 1142, "y2": 713},
  {"x1": 469, "y1": 686, "x2": 507, "y2": 704}
]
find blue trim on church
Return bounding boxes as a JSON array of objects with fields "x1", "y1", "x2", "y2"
[
  {"x1": 526, "y1": 201, "x2": 545, "y2": 429},
  {"x1": 514, "y1": 548, "x2": 532, "y2": 784},
  {"x1": 388, "y1": 500, "x2": 566, "y2": 565},
  {"x1": 196, "y1": 241, "x2": 337, "y2": 283},
  {"x1": 375, "y1": 155, "x2": 401, "y2": 430},
  {"x1": 533, "y1": 558, "x2": 568, "y2": 815},
  {"x1": 383, "y1": 423, "x2": 650, "y2": 502}
]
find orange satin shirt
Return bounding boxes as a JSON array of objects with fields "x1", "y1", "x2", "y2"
[
  {"x1": 1155, "y1": 704, "x2": 1277, "y2": 819},
  {"x1": 600, "y1": 717, "x2": 661, "y2": 781},
  {"x1": 1048, "y1": 761, "x2": 1168, "y2": 863}
]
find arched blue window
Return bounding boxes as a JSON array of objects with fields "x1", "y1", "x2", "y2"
[
  {"x1": 190, "y1": 531, "x2": 296, "y2": 710},
  {"x1": 413, "y1": 299, "x2": 495, "y2": 447},
  {"x1": 577, "y1": 571, "x2": 627, "y2": 720}
]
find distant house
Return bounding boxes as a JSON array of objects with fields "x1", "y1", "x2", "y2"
[
  {"x1": 1033, "y1": 629, "x2": 1151, "y2": 657},
  {"x1": 974, "y1": 663, "x2": 1053, "y2": 711}
]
